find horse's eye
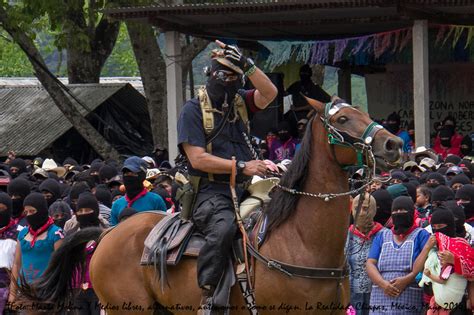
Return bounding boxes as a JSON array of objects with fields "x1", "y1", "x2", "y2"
[{"x1": 337, "y1": 116, "x2": 348, "y2": 124}]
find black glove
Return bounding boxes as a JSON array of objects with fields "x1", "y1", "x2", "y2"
[{"x1": 223, "y1": 44, "x2": 252, "y2": 73}]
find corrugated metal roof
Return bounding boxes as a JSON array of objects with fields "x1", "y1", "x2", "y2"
[
  {"x1": 105, "y1": 0, "x2": 474, "y2": 40},
  {"x1": 0, "y1": 83, "x2": 139, "y2": 156}
]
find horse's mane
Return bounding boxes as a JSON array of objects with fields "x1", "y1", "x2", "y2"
[{"x1": 264, "y1": 116, "x2": 315, "y2": 232}]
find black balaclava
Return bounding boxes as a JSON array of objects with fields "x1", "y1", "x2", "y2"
[
  {"x1": 445, "y1": 155, "x2": 461, "y2": 166},
  {"x1": 206, "y1": 59, "x2": 243, "y2": 109},
  {"x1": 48, "y1": 200, "x2": 72, "y2": 229},
  {"x1": 0, "y1": 192, "x2": 12, "y2": 228},
  {"x1": 76, "y1": 192, "x2": 100, "y2": 228},
  {"x1": 372, "y1": 189, "x2": 393, "y2": 226},
  {"x1": 95, "y1": 187, "x2": 112, "y2": 208},
  {"x1": 445, "y1": 200, "x2": 466, "y2": 238},
  {"x1": 9, "y1": 158, "x2": 27, "y2": 178},
  {"x1": 89, "y1": 161, "x2": 104, "y2": 185},
  {"x1": 439, "y1": 127, "x2": 453, "y2": 148},
  {"x1": 299, "y1": 64, "x2": 313, "y2": 83},
  {"x1": 443, "y1": 116, "x2": 456, "y2": 135},
  {"x1": 450, "y1": 174, "x2": 471, "y2": 189},
  {"x1": 99, "y1": 165, "x2": 118, "y2": 184},
  {"x1": 431, "y1": 185, "x2": 455, "y2": 205},
  {"x1": 277, "y1": 121, "x2": 291, "y2": 142},
  {"x1": 123, "y1": 172, "x2": 146, "y2": 200},
  {"x1": 385, "y1": 112, "x2": 401, "y2": 134},
  {"x1": 69, "y1": 182, "x2": 91, "y2": 211},
  {"x1": 461, "y1": 135, "x2": 473, "y2": 157},
  {"x1": 24, "y1": 192, "x2": 49, "y2": 230},
  {"x1": 455, "y1": 184, "x2": 474, "y2": 220},
  {"x1": 391, "y1": 196, "x2": 415, "y2": 235},
  {"x1": 430, "y1": 208, "x2": 456, "y2": 237},
  {"x1": 39, "y1": 178, "x2": 60, "y2": 207},
  {"x1": 426, "y1": 172, "x2": 446, "y2": 188},
  {"x1": 402, "y1": 182, "x2": 417, "y2": 203},
  {"x1": 63, "y1": 157, "x2": 79, "y2": 168},
  {"x1": 391, "y1": 170, "x2": 408, "y2": 183},
  {"x1": 7, "y1": 178, "x2": 31, "y2": 218}
]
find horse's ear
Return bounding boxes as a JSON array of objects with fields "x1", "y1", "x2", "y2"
[{"x1": 304, "y1": 96, "x2": 325, "y2": 113}]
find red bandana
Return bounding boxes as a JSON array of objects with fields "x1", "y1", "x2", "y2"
[
  {"x1": 125, "y1": 188, "x2": 148, "y2": 208},
  {"x1": 349, "y1": 222, "x2": 383, "y2": 241},
  {"x1": 28, "y1": 217, "x2": 54, "y2": 248},
  {"x1": 436, "y1": 232, "x2": 474, "y2": 280},
  {"x1": 12, "y1": 213, "x2": 25, "y2": 225},
  {"x1": 0, "y1": 219, "x2": 15, "y2": 235}
]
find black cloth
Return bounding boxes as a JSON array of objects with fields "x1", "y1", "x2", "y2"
[
  {"x1": 431, "y1": 186, "x2": 455, "y2": 203},
  {"x1": 177, "y1": 89, "x2": 256, "y2": 196},
  {"x1": 0, "y1": 192, "x2": 12, "y2": 227},
  {"x1": 192, "y1": 193, "x2": 237, "y2": 288},
  {"x1": 372, "y1": 189, "x2": 393, "y2": 226},
  {"x1": 24, "y1": 192, "x2": 49, "y2": 230},
  {"x1": 94, "y1": 188, "x2": 112, "y2": 209},
  {"x1": 39, "y1": 178, "x2": 60, "y2": 204},
  {"x1": 287, "y1": 80, "x2": 330, "y2": 120},
  {"x1": 430, "y1": 208, "x2": 456, "y2": 237}
]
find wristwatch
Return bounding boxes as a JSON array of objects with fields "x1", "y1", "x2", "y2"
[{"x1": 236, "y1": 160, "x2": 246, "y2": 176}]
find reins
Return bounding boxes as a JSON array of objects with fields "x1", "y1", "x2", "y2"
[{"x1": 243, "y1": 101, "x2": 385, "y2": 313}]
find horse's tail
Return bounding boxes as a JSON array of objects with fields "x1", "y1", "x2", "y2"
[{"x1": 18, "y1": 227, "x2": 103, "y2": 305}]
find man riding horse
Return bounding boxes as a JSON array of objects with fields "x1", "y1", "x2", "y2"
[{"x1": 177, "y1": 40, "x2": 277, "y2": 313}]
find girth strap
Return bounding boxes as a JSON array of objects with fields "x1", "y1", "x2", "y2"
[{"x1": 246, "y1": 243, "x2": 349, "y2": 279}]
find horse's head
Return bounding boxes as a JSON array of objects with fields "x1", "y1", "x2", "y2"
[{"x1": 305, "y1": 96, "x2": 402, "y2": 171}]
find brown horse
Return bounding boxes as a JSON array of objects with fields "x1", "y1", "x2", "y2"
[{"x1": 20, "y1": 97, "x2": 402, "y2": 314}]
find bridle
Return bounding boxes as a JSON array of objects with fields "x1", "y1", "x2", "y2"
[
  {"x1": 276, "y1": 100, "x2": 385, "y2": 201},
  {"x1": 244, "y1": 101, "x2": 387, "y2": 314}
]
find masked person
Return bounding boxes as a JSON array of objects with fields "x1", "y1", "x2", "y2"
[
  {"x1": 177, "y1": 40, "x2": 277, "y2": 313},
  {"x1": 433, "y1": 117, "x2": 463, "y2": 159},
  {"x1": 7, "y1": 178, "x2": 31, "y2": 228},
  {"x1": 0, "y1": 192, "x2": 18, "y2": 314},
  {"x1": 347, "y1": 193, "x2": 385, "y2": 315},
  {"x1": 444, "y1": 200, "x2": 474, "y2": 246},
  {"x1": 366, "y1": 196, "x2": 430, "y2": 314},
  {"x1": 268, "y1": 121, "x2": 298, "y2": 161},
  {"x1": 48, "y1": 199, "x2": 72, "y2": 229},
  {"x1": 385, "y1": 112, "x2": 412, "y2": 154},
  {"x1": 8, "y1": 193, "x2": 63, "y2": 305},
  {"x1": 39, "y1": 178, "x2": 61, "y2": 207},
  {"x1": 8, "y1": 158, "x2": 28, "y2": 179},
  {"x1": 455, "y1": 184, "x2": 474, "y2": 227},
  {"x1": 109, "y1": 156, "x2": 166, "y2": 226},
  {"x1": 426, "y1": 173, "x2": 446, "y2": 189},
  {"x1": 286, "y1": 64, "x2": 331, "y2": 122}
]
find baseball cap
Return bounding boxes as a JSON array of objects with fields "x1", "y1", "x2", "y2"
[{"x1": 122, "y1": 156, "x2": 148, "y2": 173}]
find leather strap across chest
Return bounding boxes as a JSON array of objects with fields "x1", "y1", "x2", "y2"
[{"x1": 246, "y1": 242, "x2": 348, "y2": 279}]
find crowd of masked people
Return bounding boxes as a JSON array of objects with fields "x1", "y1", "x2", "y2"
[
  {"x1": 346, "y1": 147, "x2": 474, "y2": 314},
  {"x1": 0, "y1": 153, "x2": 177, "y2": 314}
]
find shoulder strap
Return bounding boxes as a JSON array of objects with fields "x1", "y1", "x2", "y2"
[
  {"x1": 234, "y1": 92, "x2": 250, "y2": 134},
  {"x1": 198, "y1": 87, "x2": 215, "y2": 136}
]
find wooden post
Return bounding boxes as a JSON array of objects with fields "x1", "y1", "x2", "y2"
[
  {"x1": 165, "y1": 31, "x2": 183, "y2": 165},
  {"x1": 413, "y1": 20, "x2": 430, "y2": 148}
]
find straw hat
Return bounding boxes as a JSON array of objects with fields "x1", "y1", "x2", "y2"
[
  {"x1": 240, "y1": 177, "x2": 279, "y2": 219},
  {"x1": 411, "y1": 146, "x2": 439, "y2": 164},
  {"x1": 146, "y1": 168, "x2": 161, "y2": 181},
  {"x1": 42, "y1": 159, "x2": 66, "y2": 178}
]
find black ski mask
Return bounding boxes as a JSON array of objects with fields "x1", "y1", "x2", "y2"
[
  {"x1": 0, "y1": 192, "x2": 12, "y2": 228},
  {"x1": 391, "y1": 196, "x2": 415, "y2": 235},
  {"x1": 385, "y1": 112, "x2": 401, "y2": 135},
  {"x1": 455, "y1": 184, "x2": 474, "y2": 219},
  {"x1": 76, "y1": 192, "x2": 100, "y2": 228},
  {"x1": 24, "y1": 193, "x2": 49, "y2": 231},
  {"x1": 430, "y1": 207, "x2": 456, "y2": 237},
  {"x1": 439, "y1": 128, "x2": 453, "y2": 148},
  {"x1": 7, "y1": 178, "x2": 31, "y2": 218},
  {"x1": 123, "y1": 172, "x2": 146, "y2": 200},
  {"x1": 444, "y1": 200, "x2": 466, "y2": 238},
  {"x1": 206, "y1": 60, "x2": 243, "y2": 109}
]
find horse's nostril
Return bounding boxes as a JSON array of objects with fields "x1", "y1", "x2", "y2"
[{"x1": 384, "y1": 138, "x2": 400, "y2": 152}]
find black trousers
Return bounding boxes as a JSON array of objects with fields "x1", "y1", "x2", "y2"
[
  {"x1": 192, "y1": 193, "x2": 237, "y2": 288},
  {"x1": 73, "y1": 289, "x2": 100, "y2": 315}
]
